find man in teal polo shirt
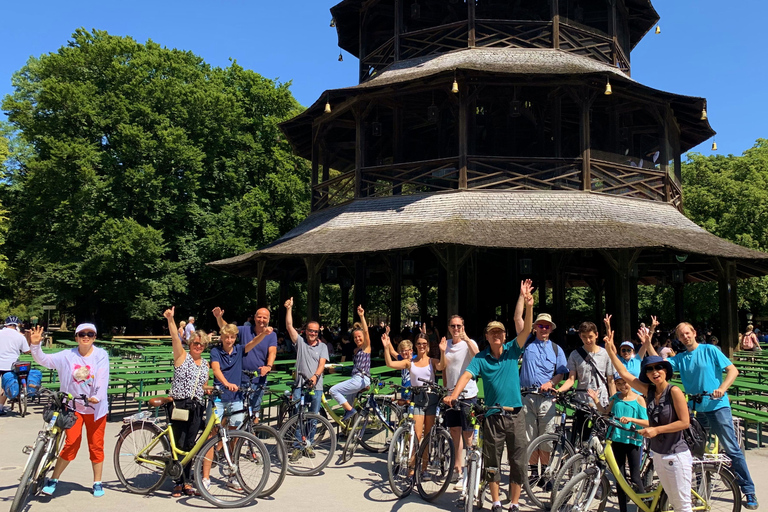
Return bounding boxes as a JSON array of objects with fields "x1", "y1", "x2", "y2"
[{"x1": 445, "y1": 282, "x2": 534, "y2": 512}]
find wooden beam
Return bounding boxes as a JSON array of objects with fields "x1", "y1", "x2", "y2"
[
  {"x1": 551, "y1": 0, "x2": 560, "y2": 49},
  {"x1": 459, "y1": 80, "x2": 468, "y2": 189},
  {"x1": 468, "y1": 0, "x2": 476, "y2": 48},
  {"x1": 716, "y1": 258, "x2": 738, "y2": 358},
  {"x1": 394, "y1": 0, "x2": 402, "y2": 61},
  {"x1": 256, "y1": 260, "x2": 267, "y2": 308},
  {"x1": 354, "y1": 257, "x2": 367, "y2": 321}
]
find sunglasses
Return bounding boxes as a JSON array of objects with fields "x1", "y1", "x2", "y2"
[
  {"x1": 306, "y1": 329, "x2": 319, "y2": 334},
  {"x1": 190, "y1": 341, "x2": 205, "y2": 348},
  {"x1": 449, "y1": 324, "x2": 463, "y2": 329},
  {"x1": 77, "y1": 332, "x2": 96, "y2": 338},
  {"x1": 645, "y1": 364, "x2": 666, "y2": 373},
  {"x1": 535, "y1": 324, "x2": 552, "y2": 330},
  {"x1": 621, "y1": 348, "x2": 634, "y2": 353},
  {"x1": 415, "y1": 343, "x2": 428, "y2": 347}
]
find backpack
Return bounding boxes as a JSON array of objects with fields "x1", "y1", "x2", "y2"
[
  {"x1": 742, "y1": 333, "x2": 755, "y2": 350},
  {"x1": 683, "y1": 416, "x2": 707, "y2": 459}
]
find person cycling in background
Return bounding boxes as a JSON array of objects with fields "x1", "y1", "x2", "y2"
[{"x1": 0, "y1": 316, "x2": 30, "y2": 415}]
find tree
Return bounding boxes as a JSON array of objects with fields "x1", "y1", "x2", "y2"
[{"x1": 1, "y1": 29, "x2": 310, "y2": 329}]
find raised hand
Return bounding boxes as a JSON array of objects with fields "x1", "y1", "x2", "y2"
[
  {"x1": 637, "y1": 326, "x2": 652, "y2": 346},
  {"x1": 650, "y1": 315, "x2": 659, "y2": 332},
  {"x1": 525, "y1": 291, "x2": 534, "y2": 308},
  {"x1": 386, "y1": 324, "x2": 391, "y2": 335},
  {"x1": 212, "y1": 306, "x2": 224, "y2": 318},
  {"x1": 357, "y1": 305, "x2": 365, "y2": 317},
  {"x1": 419, "y1": 322, "x2": 426, "y2": 335},
  {"x1": 381, "y1": 333, "x2": 391, "y2": 347},
  {"x1": 520, "y1": 279, "x2": 533, "y2": 297},
  {"x1": 163, "y1": 307, "x2": 175, "y2": 320},
  {"x1": 284, "y1": 297, "x2": 294, "y2": 309},
  {"x1": 439, "y1": 336, "x2": 448, "y2": 352},
  {"x1": 587, "y1": 388, "x2": 600, "y2": 404},
  {"x1": 26, "y1": 325, "x2": 44, "y2": 346}
]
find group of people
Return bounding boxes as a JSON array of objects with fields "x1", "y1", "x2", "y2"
[{"x1": 2, "y1": 281, "x2": 761, "y2": 511}]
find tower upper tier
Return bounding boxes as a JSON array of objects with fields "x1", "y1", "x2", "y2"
[{"x1": 332, "y1": 0, "x2": 659, "y2": 82}]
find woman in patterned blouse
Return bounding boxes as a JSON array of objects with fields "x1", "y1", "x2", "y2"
[{"x1": 329, "y1": 305, "x2": 372, "y2": 422}]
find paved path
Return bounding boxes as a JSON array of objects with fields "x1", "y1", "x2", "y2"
[{"x1": 1, "y1": 403, "x2": 766, "y2": 512}]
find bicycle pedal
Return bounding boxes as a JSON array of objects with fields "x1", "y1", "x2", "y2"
[{"x1": 22, "y1": 445, "x2": 33, "y2": 455}]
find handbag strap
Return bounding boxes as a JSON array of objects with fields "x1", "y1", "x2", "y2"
[{"x1": 576, "y1": 347, "x2": 609, "y2": 390}]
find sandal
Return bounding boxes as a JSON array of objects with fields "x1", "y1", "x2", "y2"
[
  {"x1": 183, "y1": 485, "x2": 200, "y2": 497},
  {"x1": 172, "y1": 485, "x2": 183, "y2": 498}
]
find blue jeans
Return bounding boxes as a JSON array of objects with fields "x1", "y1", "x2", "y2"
[
  {"x1": 329, "y1": 374, "x2": 370, "y2": 407},
  {"x1": 696, "y1": 406, "x2": 755, "y2": 494},
  {"x1": 247, "y1": 376, "x2": 268, "y2": 419},
  {"x1": 292, "y1": 386, "x2": 323, "y2": 449}
]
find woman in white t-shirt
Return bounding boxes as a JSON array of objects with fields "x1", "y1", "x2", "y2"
[{"x1": 440, "y1": 315, "x2": 479, "y2": 489}]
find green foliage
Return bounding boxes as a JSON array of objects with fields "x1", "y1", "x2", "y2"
[{"x1": 0, "y1": 29, "x2": 310, "y2": 327}]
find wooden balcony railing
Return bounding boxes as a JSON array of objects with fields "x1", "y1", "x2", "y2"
[
  {"x1": 312, "y1": 155, "x2": 670, "y2": 210},
  {"x1": 474, "y1": 20, "x2": 553, "y2": 49},
  {"x1": 400, "y1": 22, "x2": 469, "y2": 61}
]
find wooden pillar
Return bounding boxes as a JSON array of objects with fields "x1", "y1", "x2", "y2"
[
  {"x1": 394, "y1": 0, "x2": 402, "y2": 61},
  {"x1": 551, "y1": 0, "x2": 560, "y2": 49},
  {"x1": 552, "y1": 254, "x2": 567, "y2": 346},
  {"x1": 466, "y1": 252, "x2": 479, "y2": 335},
  {"x1": 322, "y1": 145, "x2": 331, "y2": 199},
  {"x1": 458, "y1": 79, "x2": 468, "y2": 189},
  {"x1": 419, "y1": 279, "x2": 429, "y2": 325},
  {"x1": 673, "y1": 283, "x2": 685, "y2": 324},
  {"x1": 340, "y1": 281, "x2": 351, "y2": 334},
  {"x1": 256, "y1": 260, "x2": 267, "y2": 309},
  {"x1": 390, "y1": 254, "x2": 403, "y2": 331},
  {"x1": 355, "y1": 106, "x2": 364, "y2": 197},
  {"x1": 445, "y1": 248, "x2": 461, "y2": 319},
  {"x1": 354, "y1": 258, "x2": 367, "y2": 321},
  {"x1": 468, "y1": 0, "x2": 476, "y2": 48},
  {"x1": 311, "y1": 128, "x2": 319, "y2": 211},
  {"x1": 579, "y1": 93, "x2": 592, "y2": 191},
  {"x1": 304, "y1": 257, "x2": 320, "y2": 322},
  {"x1": 553, "y1": 95, "x2": 562, "y2": 158},
  {"x1": 602, "y1": 250, "x2": 638, "y2": 343},
  {"x1": 278, "y1": 277, "x2": 290, "y2": 333},
  {"x1": 437, "y1": 264, "x2": 447, "y2": 335},
  {"x1": 660, "y1": 109, "x2": 671, "y2": 202},
  {"x1": 716, "y1": 259, "x2": 738, "y2": 357},
  {"x1": 590, "y1": 279, "x2": 605, "y2": 326},
  {"x1": 393, "y1": 105, "x2": 403, "y2": 195}
]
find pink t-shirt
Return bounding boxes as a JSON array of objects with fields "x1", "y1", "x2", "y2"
[{"x1": 31, "y1": 344, "x2": 110, "y2": 420}]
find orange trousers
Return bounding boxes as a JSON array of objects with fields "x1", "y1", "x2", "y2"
[{"x1": 59, "y1": 412, "x2": 107, "y2": 463}]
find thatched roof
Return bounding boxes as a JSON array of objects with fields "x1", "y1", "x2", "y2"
[
  {"x1": 330, "y1": 0, "x2": 659, "y2": 56},
  {"x1": 208, "y1": 190, "x2": 768, "y2": 276},
  {"x1": 280, "y1": 48, "x2": 714, "y2": 158}
]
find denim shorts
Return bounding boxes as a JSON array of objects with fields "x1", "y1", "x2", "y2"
[
  {"x1": 213, "y1": 399, "x2": 245, "y2": 428},
  {"x1": 412, "y1": 389, "x2": 438, "y2": 416}
]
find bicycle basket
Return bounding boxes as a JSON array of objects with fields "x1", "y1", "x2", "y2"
[{"x1": 43, "y1": 402, "x2": 77, "y2": 430}]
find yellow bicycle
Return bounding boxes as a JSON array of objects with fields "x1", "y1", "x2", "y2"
[{"x1": 113, "y1": 391, "x2": 270, "y2": 508}]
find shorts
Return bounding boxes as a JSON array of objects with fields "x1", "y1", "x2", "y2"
[
  {"x1": 412, "y1": 390, "x2": 438, "y2": 416},
  {"x1": 443, "y1": 396, "x2": 477, "y2": 431},
  {"x1": 213, "y1": 399, "x2": 245, "y2": 428},
  {"x1": 482, "y1": 408, "x2": 526, "y2": 484},
  {"x1": 523, "y1": 392, "x2": 560, "y2": 448}
]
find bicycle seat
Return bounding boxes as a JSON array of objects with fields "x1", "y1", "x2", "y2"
[{"x1": 148, "y1": 397, "x2": 174, "y2": 407}]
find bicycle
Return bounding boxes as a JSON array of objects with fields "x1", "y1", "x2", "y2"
[
  {"x1": 113, "y1": 387, "x2": 270, "y2": 508},
  {"x1": 275, "y1": 381, "x2": 337, "y2": 476},
  {"x1": 4, "y1": 361, "x2": 42, "y2": 418},
  {"x1": 233, "y1": 371, "x2": 288, "y2": 497},
  {"x1": 456, "y1": 399, "x2": 495, "y2": 512},
  {"x1": 342, "y1": 378, "x2": 403, "y2": 463},
  {"x1": 10, "y1": 391, "x2": 89, "y2": 512},
  {"x1": 523, "y1": 388, "x2": 581, "y2": 510},
  {"x1": 387, "y1": 385, "x2": 418, "y2": 497},
  {"x1": 551, "y1": 414, "x2": 741, "y2": 512},
  {"x1": 414, "y1": 379, "x2": 455, "y2": 502}
]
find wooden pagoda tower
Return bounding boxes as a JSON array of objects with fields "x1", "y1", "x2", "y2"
[{"x1": 210, "y1": 0, "x2": 768, "y2": 355}]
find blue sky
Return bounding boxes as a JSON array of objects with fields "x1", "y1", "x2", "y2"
[{"x1": 2, "y1": 0, "x2": 765, "y2": 157}]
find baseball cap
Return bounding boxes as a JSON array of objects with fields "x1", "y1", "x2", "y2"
[{"x1": 485, "y1": 321, "x2": 506, "y2": 332}]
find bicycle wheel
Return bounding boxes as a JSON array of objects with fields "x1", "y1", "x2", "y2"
[
  {"x1": 341, "y1": 411, "x2": 366, "y2": 463},
  {"x1": 659, "y1": 463, "x2": 741, "y2": 512},
  {"x1": 387, "y1": 424, "x2": 416, "y2": 498},
  {"x1": 550, "y1": 452, "x2": 585, "y2": 504},
  {"x1": 359, "y1": 398, "x2": 403, "y2": 453},
  {"x1": 464, "y1": 456, "x2": 479, "y2": 512},
  {"x1": 416, "y1": 428, "x2": 455, "y2": 502},
  {"x1": 10, "y1": 436, "x2": 47, "y2": 512},
  {"x1": 551, "y1": 469, "x2": 609, "y2": 512},
  {"x1": 244, "y1": 424, "x2": 287, "y2": 498},
  {"x1": 194, "y1": 431, "x2": 269, "y2": 508},
  {"x1": 113, "y1": 422, "x2": 169, "y2": 494},
  {"x1": 279, "y1": 412, "x2": 336, "y2": 476},
  {"x1": 19, "y1": 387, "x2": 27, "y2": 418},
  {"x1": 524, "y1": 432, "x2": 576, "y2": 510}
]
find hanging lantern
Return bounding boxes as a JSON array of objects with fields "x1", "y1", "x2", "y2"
[
  {"x1": 325, "y1": 100, "x2": 332, "y2": 114},
  {"x1": 711, "y1": 140, "x2": 717, "y2": 151},
  {"x1": 604, "y1": 77, "x2": 612, "y2": 95},
  {"x1": 338, "y1": 52, "x2": 343, "y2": 62},
  {"x1": 330, "y1": 18, "x2": 336, "y2": 27},
  {"x1": 700, "y1": 107, "x2": 707, "y2": 121},
  {"x1": 452, "y1": 79, "x2": 459, "y2": 94},
  {"x1": 655, "y1": 25, "x2": 661, "y2": 34}
]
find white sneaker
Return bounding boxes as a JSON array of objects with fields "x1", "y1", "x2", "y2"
[{"x1": 201, "y1": 478, "x2": 210, "y2": 491}]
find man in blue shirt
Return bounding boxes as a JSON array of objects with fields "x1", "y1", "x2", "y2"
[
  {"x1": 213, "y1": 306, "x2": 277, "y2": 423},
  {"x1": 644, "y1": 322, "x2": 758, "y2": 509},
  {"x1": 445, "y1": 281, "x2": 534, "y2": 512}
]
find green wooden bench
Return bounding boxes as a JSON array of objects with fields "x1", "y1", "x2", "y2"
[{"x1": 728, "y1": 404, "x2": 768, "y2": 448}]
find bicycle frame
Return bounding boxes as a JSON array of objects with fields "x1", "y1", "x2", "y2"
[
  {"x1": 603, "y1": 440, "x2": 665, "y2": 512},
  {"x1": 132, "y1": 409, "x2": 221, "y2": 469}
]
